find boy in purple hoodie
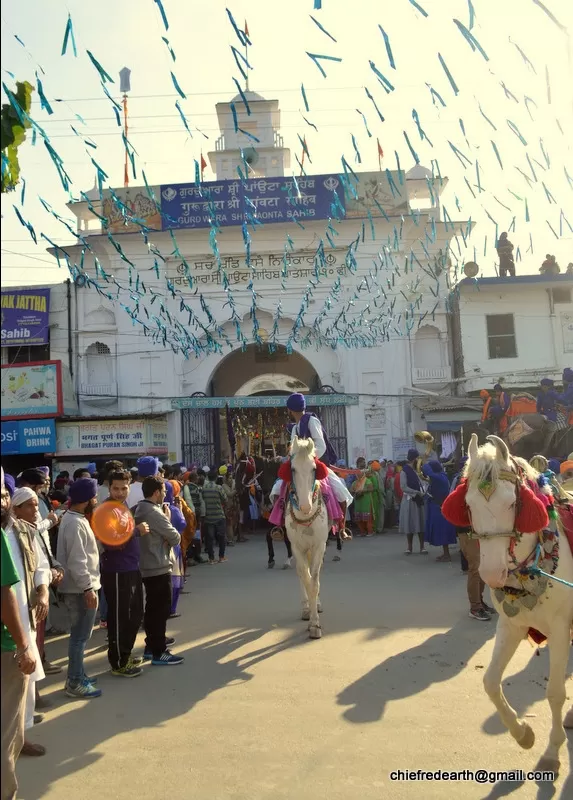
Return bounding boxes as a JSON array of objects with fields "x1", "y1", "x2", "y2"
[{"x1": 100, "y1": 471, "x2": 150, "y2": 678}]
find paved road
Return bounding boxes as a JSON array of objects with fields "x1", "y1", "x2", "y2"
[{"x1": 18, "y1": 533, "x2": 572, "y2": 800}]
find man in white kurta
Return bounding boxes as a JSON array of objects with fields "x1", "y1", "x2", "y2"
[{"x1": 5, "y1": 491, "x2": 50, "y2": 739}]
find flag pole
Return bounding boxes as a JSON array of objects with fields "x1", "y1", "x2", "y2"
[{"x1": 123, "y1": 93, "x2": 129, "y2": 188}]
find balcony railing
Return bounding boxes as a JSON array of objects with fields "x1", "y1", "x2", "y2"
[
  {"x1": 413, "y1": 366, "x2": 450, "y2": 383},
  {"x1": 79, "y1": 383, "x2": 118, "y2": 405}
]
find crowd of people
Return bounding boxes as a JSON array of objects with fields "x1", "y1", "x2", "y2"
[{"x1": 1, "y1": 388, "x2": 572, "y2": 799}]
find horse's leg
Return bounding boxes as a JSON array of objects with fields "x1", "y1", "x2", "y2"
[
  {"x1": 308, "y1": 541, "x2": 326, "y2": 639},
  {"x1": 536, "y1": 623, "x2": 570, "y2": 775},
  {"x1": 483, "y1": 622, "x2": 534, "y2": 749},
  {"x1": 292, "y1": 543, "x2": 311, "y2": 621}
]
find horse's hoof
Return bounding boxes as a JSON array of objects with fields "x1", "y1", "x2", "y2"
[
  {"x1": 563, "y1": 708, "x2": 573, "y2": 729},
  {"x1": 517, "y1": 724, "x2": 535, "y2": 750},
  {"x1": 536, "y1": 757, "x2": 559, "y2": 778},
  {"x1": 309, "y1": 625, "x2": 322, "y2": 639},
  {"x1": 301, "y1": 609, "x2": 310, "y2": 621},
  {"x1": 317, "y1": 602, "x2": 323, "y2": 613}
]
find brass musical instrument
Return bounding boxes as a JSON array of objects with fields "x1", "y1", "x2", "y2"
[{"x1": 414, "y1": 431, "x2": 435, "y2": 476}]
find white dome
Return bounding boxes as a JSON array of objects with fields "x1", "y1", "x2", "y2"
[{"x1": 406, "y1": 165, "x2": 433, "y2": 180}]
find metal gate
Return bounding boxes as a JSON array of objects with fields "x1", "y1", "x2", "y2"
[
  {"x1": 309, "y1": 385, "x2": 348, "y2": 464},
  {"x1": 181, "y1": 401, "x2": 217, "y2": 467}
]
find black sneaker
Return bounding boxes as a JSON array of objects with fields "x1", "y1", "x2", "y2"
[
  {"x1": 268, "y1": 560, "x2": 275, "y2": 569},
  {"x1": 151, "y1": 650, "x2": 184, "y2": 666},
  {"x1": 469, "y1": 608, "x2": 491, "y2": 621},
  {"x1": 165, "y1": 636, "x2": 175, "y2": 646},
  {"x1": 482, "y1": 602, "x2": 497, "y2": 615}
]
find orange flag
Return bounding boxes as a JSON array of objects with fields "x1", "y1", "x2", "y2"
[
  {"x1": 200, "y1": 153, "x2": 207, "y2": 180},
  {"x1": 244, "y1": 20, "x2": 250, "y2": 38},
  {"x1": 377, "y1": 138, "x2": 384, "y2": 170}
]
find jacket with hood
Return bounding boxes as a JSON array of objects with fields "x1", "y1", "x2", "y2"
[{"x1": 134, "y1": 500, "x2": 181, "y2": 578}]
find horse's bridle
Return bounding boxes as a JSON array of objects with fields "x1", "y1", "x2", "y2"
[
  {"x1": 288, "y1": 456, "x2": 323, "y2": 527},
  {"x1": 467, "y1": 466, "x2": 523, "y2": 541}
]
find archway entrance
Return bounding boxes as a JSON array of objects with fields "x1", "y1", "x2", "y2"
[{"x1": 180, "y1": 345, "x2": 349, "y2": 466}]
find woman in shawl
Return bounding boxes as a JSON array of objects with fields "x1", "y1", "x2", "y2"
[
  {"x1": 399, "y1": 449, "x2": 427, "y2": 555},
  {"x1": 352, "y1": 462, "x2": 378, "y2": 536},
  {"x1": 422, "y1": 461, "x2": 457, "y2": 562},
  {"x1": 165, "y1": 481, "x2": 186, "y2": 618}
]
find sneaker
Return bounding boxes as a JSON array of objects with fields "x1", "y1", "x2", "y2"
[
  {"x1": 128, "y1": 656, "x2": 144, "y2": 668},
  {"x1": 111, "y1": 665, "x2": 143, "y2": 678},
  {"x1": 151, "y1": 650, "x2": 184, "y2": 666},
  {"x1": 165, "y1": 636, "x2": 175, "y2": 646},
  {"x1": 218, "y1": 557, "x2": 228, "y2": 563},
  {"x1": 208, "y1": 559, "x2": 215, "y2": 565},
  {"x1": 469, "y1": 608, "x2": 491, "y2": 621},
  {"x1": 482, "y1": 602, "x2": 497, "y2": 615},
  {"x1": 268, "y1": 560, "x2": 275, "y2": 569},
  {"x1": 283, "y1": 557, "x2": 293, "y2": 569},
  {"x1": 143, "y1": 650, "x2": 153, "y2": 661},
  {"x1": 332, "y1": 555, "x2": 341, "y2": 562},
  {"x1": 99, "y1": 621, "x2": 108, "y2": 630},
  {"x1": 65, "y1": 679, "x2": 102, "y2": 699}
]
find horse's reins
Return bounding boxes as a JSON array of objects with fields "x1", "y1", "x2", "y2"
[{"x1": 288, "y1": 459, "x2": 324, "y2": 527}]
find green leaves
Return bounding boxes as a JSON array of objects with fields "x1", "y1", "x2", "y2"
[{"x1": 1, "y1": 80, "x2": 34, "y2": 193}]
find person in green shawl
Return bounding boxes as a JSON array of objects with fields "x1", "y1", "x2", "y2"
[{"x1": 352, "y1": 459, "x2": 378, "y2": 536}]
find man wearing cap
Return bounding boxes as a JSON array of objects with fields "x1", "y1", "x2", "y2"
[
  {"x1": 1, "y1": 468, "x2": 39, "y2": 799},
  {"x1": 57, "y1": 478, "x2": 102, "y2": 699},
  {"x1": 4, "y1": 486, "x2": 51, "y2": 756},
  {"x1": 127, "y1": 456, "x2": 159, "y2": 509},
  {"x1": 285, "y1": 393, "x2": 353, "y2": 516}
]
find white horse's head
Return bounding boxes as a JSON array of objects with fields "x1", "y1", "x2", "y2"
[
  {"x1": 290, "y1": 436, "x2": 317, "y2": 515},
  {"x1": 464, "y1": 433, "x2": 519, "y2": 589}
]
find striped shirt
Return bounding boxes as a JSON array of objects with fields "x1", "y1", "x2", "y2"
[{"x1": 202, "y1": 481, "x2": 226, "y2": 522}]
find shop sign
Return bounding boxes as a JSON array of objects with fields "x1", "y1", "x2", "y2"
[
  {"x1": 171, "y1": 394, "x2": 359, "y2": 410},
  {"x1": 56, "y1": 417, "x2": 168, "y2": 457},
  {"x1": 1, "y1": 288, "x2": 50, "y2": 347},
  {"x1": 1, "y1": 419, "x2": 56, "y2": 455}
]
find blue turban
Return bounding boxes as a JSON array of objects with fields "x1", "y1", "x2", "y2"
[
  {"x1": 286, "y1": 393, "x2": 306, "y2": 412},
  {"x1": 424, "y1": 460, "x2": 443, "y2": 474},
  {"x1": 493, "y1": 383, "x2": 503, "y2": 391},
  {"x1": 407, "y1": 448, "x2": 419, "y2": 462},
  {"x1": 540, "y1": 378, "x2": 554, "y2": 387},
  {"x1": 164, "y1": 481, "x2": 174, "y2": 503},
  {"x1": 137, "y1": 456, "x2": 159, "y2": 478},
  {"x1": 4, "y1": 474, "x2": 16, "y2": 497},
  {"x1": 563, "y1": 368, "x2": 573, "y2": 383},
  {"x1": 547, "y1": 458, "x2": 561, "y2": 475},
  {"x1": 69, "y1": 478, "x2": 98, "y2": 504},
  {"x1": 336, "y1": 459, "x2": 346, "y2": 468},
  {"x1": 86, "y1": 462, "x2": 97, "y2": 476}
]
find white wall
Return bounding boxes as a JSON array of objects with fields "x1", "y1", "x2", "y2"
[{"x1": 458, "y1": 277, "x2": 573, "y2": 392}]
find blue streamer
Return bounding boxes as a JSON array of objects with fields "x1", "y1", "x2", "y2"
[
  {"x1": 356, "y1": 109, "x2": 372, "y2": 137},
  {"x1": 170, "y1": 72, "x2": 186, "y2": 99},
  {"x1": 230, "y1": 102, "x2": 239, "y2": 133},
  {"x1": 403, "y1": 131, "x2": 420, "y2": 164},
  {"x1": 491, "y1": 140, "x2": 503, "y2": 170},
  {"x1": 161, "y1": 37, "x2": 176, "y2": 62},
  {"x1": 438, "y1": 53, "x2": 459, "y2": 95},
  {"x1": 301, "y1": 84, "x2": 310, "y2": 112},
  {"x1": 412, "y1": 109, "x2": 432, "y2": 145},
  {"x1": 453, "y1": 19, "x2": 489, "y2": 61},
  {"x1": 232, "y1": 78, "x2": 251, "y2": 114},
  {"x1": 13, "y1": 206, "x2": 37, "y2": 244},
  {"x1": 407, "y1": 0, "x2": 429, "y2": 17},
  {"x1": 509, "y1": 38, "x2": 536, "y2": 73},
  {"x1": 306, "y1": 52, "x2": 343, "y2": 78},
  {"x1": 364, "y1": 87, "x2": 384, "y2": 121},
  {"x1": 369, "y1": 61, "x2": 395, "y2": 92},
  {"x1": 61, "y1": 14, "x2": 77, "y2": 57},
  {"x1": 351, "y1": 134, "x2": 362, "y2": 164},
  {"x1": 507, "y1": 119, "x2": 527, "y2": 146},
  {"x1": 86, "y1": 51, "x2": 114, "y2": 83},
  {"x1": 426, "y1": 84, "x2": 446, "y2": 107},
  {"x1": 36, "y1": 74, "x2": 53, "y2": 115},
  {"x1": 154, "y1": 0, "x2": 169, "y2": 31},
  {"x1": 378, "y1": 26, "x2": 396, "y2": 69},
  {"x1": 477, "y1": 102, "x2": 497, "y2": 131},
  {"x1": 500, "y1": 81, "x2": 519, "y2": 102},
  {"x1": 175, "y1": 100, "x2": 192, "y2": 137},
  {"x1": 226, "y1": 8, "x2": 249, "y2": 46},
  {"x1": 310, "y1": 15, "x2": 337, "y2": 42},
  {"x1": 302, "y1": 114, "x2": 318, "y2": 131}
]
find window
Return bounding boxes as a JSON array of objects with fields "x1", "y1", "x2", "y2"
[
  {"x1": 552, "y1": 288, "x2": 571, "y2": 304},
  {"x1": 85, "y1": 341, "x2": 113, "y2": 386},
  {"x1": 3, "y1": 344, "x2": 50, "y2": 364},
  {"x1": 486, "y1": 314, "x2": 517, "y2": 359}
]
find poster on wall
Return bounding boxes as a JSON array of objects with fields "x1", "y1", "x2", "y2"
[
  {"x1": 56, "y1": 417, "x2": 169, "y2": 457},
  {"x1": 102, "y1": 187, "x2": 162, "y2": 234},
  {"x1": 392, "y1": 437, "x2": 414, "y2": 461},
  {"x1": 1, "y1": 362, "x2": 61, "y2": 419},
  {"x1": 1, "y1": 288, "x2": 50, "y2": 347}
]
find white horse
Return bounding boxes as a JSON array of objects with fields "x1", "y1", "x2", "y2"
[
  {"x1": 284, "y1": 437, "x2": 330, "y2": 639},
  {"x1": 448, "y1": 434, "x2": 573, "y2": 775}
]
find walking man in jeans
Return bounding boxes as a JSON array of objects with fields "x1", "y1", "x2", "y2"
[
  {"x1": 202, "y1": 471, "x2": 228, "y2": 564},
  {"x1": 134, "y1": 477, "x2": 184, "y2": 666},
  {"x1": 100, "y1": 470, "x2": 150, "y2": 678},
  {"x1": 56, "y1": 478, "x2": 102, "y2": 699}
]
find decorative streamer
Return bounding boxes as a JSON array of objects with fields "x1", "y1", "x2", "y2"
[
  {"x1": 453, "y1": 19, "x2": 489, "y2": 61},
  {"x1": 369, "y1": 61, "x2": 395, "y2": 92},
  {"x1": 61, "y1": 14, "x2": 77, "y2": 57},
  {"x1": 154, "y1": 0, "x2": 169, "y2": 31},
  {"x1": 86, "y1": 51, "x2": 114, "y2": 83},
  {"x1": 407, "y1": 0, "x2": 429, "y2": 17},
  {"x1": 306, "y1": 52, "x2": 343, "y2": 78},
  {"x1": 301, "y1": 84, "x2": 310, "y2": 112},
  {"x1": 161, "y1": 37, "x2": 176, "y2": 62},
  {"x1": 364, "y1": 87, "x2": 385, "y2": 121},
  {"x1": 437, "y1": 53, "x2": 459, "y2": 95},
  {"x1": 378, "y1": 26, "x2": 396, "y2": 69},
  {"x1": 170, "y1": 72, "x2": 186, "y2": 99},
  {"x1": 310, "y1": 15, "x2": 337, "y2": 42}
]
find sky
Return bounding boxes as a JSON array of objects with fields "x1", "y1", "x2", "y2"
[{"x1": 1, "y1": 0, "x2": 573, "y2": 288}]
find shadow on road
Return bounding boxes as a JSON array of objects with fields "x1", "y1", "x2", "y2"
[{"x1": 337, "y1": 619, "x2": 492, "y2": 723}]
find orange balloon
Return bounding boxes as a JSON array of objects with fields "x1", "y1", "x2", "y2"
[{"x1": 91, "y1": 501, "x2": 135, "y2": 547}]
